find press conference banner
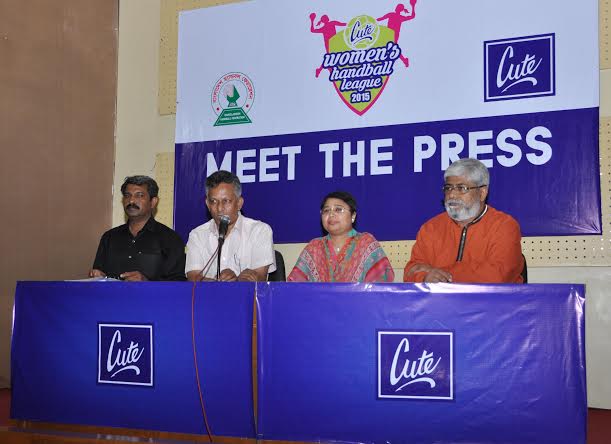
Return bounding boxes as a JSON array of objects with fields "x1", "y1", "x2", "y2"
[
  {"x1": 174, "y1": 0, "x2": 600, "y2": 243},
  {"x1": 256, "y1": 282, "x2": 586, "y2": 443}
]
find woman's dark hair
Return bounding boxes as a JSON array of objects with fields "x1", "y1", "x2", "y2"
[{"x1": 320, "y1": 191, "x2": 357, "y2": 214}]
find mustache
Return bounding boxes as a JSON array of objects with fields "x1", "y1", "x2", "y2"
[
  {"x1": 126, "y1": 204, "x2": 140, "y2": 210},
  {"x1": 445, "y1": 199, "x2": 464, "y2": 207}
]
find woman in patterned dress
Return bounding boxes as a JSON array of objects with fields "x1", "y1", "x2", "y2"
[{"x1": 287, "y1": 191, "x2": 394, "y2": 282}]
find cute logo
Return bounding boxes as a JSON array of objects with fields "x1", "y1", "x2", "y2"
[
  {"x1": 98, "y1": 324, "x2": 153, "y2": 386},
  {"x1": 484, "y1": 33, "x2": 555, "y2": 101},
  {"x1": 378, "y1": 330, "x2": 453, "y2": 400}
]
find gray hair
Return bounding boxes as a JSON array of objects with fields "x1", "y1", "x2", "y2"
[
  {"x1": 444, "y1": 158, "x2": 490, "y2": 186},
  {"x1": 205, "y1": 170, "x2": 242, "y2": 197}
]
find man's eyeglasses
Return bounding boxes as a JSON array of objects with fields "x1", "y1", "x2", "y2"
[
  {"x1": 320, "y1": 206, "x2": 349, "y2": 216},
  {"x1": 442, "y1": 184, "x2": 486, "y2": 194}
]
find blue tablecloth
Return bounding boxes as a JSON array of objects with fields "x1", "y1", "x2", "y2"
[{"x1": 11, "y1": 281, "x2": 586, "y2": 443}]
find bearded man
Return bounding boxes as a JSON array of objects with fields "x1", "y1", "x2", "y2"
[{"x1": 404, "y1": 158, "x2": 524, "y2": 283}]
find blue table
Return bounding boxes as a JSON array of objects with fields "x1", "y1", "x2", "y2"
[
  {"x1": 11, "y1": 281, "x2": 586, "y2": 443},
  {"x1": 11, "y1": 281, "x2": 256, "y2": 438}
]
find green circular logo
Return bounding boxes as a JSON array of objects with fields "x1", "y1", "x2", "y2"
[{"x1": 343, "y1": 15, "x2": 379, "y2": 50}]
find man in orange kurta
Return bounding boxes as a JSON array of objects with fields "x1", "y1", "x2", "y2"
[{"x1": 404, "y1": 158, "x2": 524, "y2": 283}]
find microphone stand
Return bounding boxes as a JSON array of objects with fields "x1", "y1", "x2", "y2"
[
  {"x1": 216, "y1": 236, "x2": 225, "y2": 281},
  {"x1": 200, "y1": 243, "x2": 220, "y2": 279},
  {"x1": 215, "y1": 215, "x2": 230, "y2": 280}
]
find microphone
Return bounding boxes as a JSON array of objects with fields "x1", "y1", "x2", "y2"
[
  {"x1": 217, "y1": 215, "x2": 231, "y2": 280},
  {"x1": 218, "y1": 215, "x2": 231, "y2": 241}
]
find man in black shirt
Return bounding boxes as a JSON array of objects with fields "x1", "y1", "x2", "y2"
[{"x1": 89, "y1": 176, "x2": 186, "y2": 281}]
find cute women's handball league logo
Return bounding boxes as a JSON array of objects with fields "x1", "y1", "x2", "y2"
[
  {"x1": 310, "y1": 1, "x2": 417, "y2": 115},
  {"x1": 211, "y1": 72, "x2": 255, "y2": 126}
]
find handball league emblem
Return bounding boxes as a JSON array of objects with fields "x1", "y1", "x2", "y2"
[{"x1": 310, "y1": 1, "x2": 417, "y2": 115}]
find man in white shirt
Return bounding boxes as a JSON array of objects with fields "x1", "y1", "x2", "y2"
[{"x1": 185, "y1": 170, "x2": 276, "y2": 282}]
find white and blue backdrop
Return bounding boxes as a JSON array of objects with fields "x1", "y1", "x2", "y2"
[{"x1": 174, "y1": 0, "x2": 600, "y2": 243}]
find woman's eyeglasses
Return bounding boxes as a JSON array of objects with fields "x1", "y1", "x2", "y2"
[{"x1": 320, "y1": 206, "x2": 349, "y2": 216}]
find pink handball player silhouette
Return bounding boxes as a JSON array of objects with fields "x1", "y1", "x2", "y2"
[
  {"x1": 377, "y1": 0, "x2": 417, "y2": 67},
  {"x1": 310, "y1": 12, "x2": 347, "y2": 78}
]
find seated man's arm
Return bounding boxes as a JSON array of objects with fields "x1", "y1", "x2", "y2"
[
  {"x1": 238, "y1": 223, "x2": 275, "y2": 282},
  {"x1": 120, "y1": 271, "x2": 148, "y2": 281},
  {"x1": 238, "y1": 265, "x2": 270, "y2": 282},
  {"x1": 185, "y1": 230, "x2": 210, "y2": 281},
  {"x1": 447, "y1": 217, "x2": 523, "y2": 283},
  {"x1": 159, "y1": 233, "x2": 187, "y2": 281},
  {"x1": 187, "y1": 268, "x2": 236, "y2": 281},
  {"x1": 187, "y1": 270, "x2": 213, "y2": 282},
  {"x1": 186, "y1": 270, "x2": 201, "y2": 281},
  {"x1": 404, "y1": 225, "x2": 452, "y2": 283},
  {"x1": 89, "y1": 233, "x2": 109, "y2": 278},
  {"x1": 407, "y1": 263, "x2": 452, "y2": 283},
  {"x1": 89, "y1": 269, "x2": 106, "y2": 278}
]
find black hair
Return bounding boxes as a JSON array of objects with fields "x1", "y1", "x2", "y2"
[
  {"x1": 321, "y1": 191, "x2": 357, "y2": 214},
  {"x1": 205, "y1": 170, "x2": 242, "y2": 197},
  {"x1": 121, "y1": 175, "x2": 159, "y2": 199}
]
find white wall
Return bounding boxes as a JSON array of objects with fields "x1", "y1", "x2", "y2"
[
  {"x1": 530, "y1": 267, "x2": 611, "y2": 408},
  {"x1": 115, "y1": 0, "x2": 175, "y2": 226},
  {"x1": 116, "y1": 0, "x2": 611, "y2": 408}
]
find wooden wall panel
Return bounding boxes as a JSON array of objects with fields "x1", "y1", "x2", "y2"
[{"x1": 0, "y1": 0, "x2": 118, "y2": 387}]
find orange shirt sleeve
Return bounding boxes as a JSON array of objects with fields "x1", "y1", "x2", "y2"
[{"x1": 403, "y1": 222, "x2": 439, "y2": 282}]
